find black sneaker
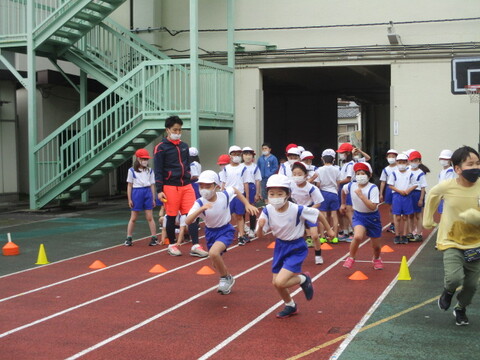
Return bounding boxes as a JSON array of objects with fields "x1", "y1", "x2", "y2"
[
  {"x1": 238, "y1": 236, "x2": 248, "y2": 246},
  {"x1": 453, "y1": 307, "x2": 469, "y2": 326},
  {"x1": 438, "y1": 289, "x2": 454, "y2": 311},
  {"x1": 406, "y1": 233, "x2": 414, "y2": 240},
  {"x1": 124, "y1": 237, "x2": 133, "y2": 246},
  {"x1": 394, "y1": 236, "x2": 401, "y2": 244},
  {"x1": 401, "y1": 236, "x2": 409, "y2": 244},
  {"x1": 387, "y1": 224, "x2": 395, "y2": 233},
  {"x1": 149, "y1": 237, "x2": 159, "y2": 246},
  {"x1": 276, "y1": 304, "x2": 298, "y2": 319},
  {"x1": 300, "y1": 272, "x2": 314, "y2": 301}
]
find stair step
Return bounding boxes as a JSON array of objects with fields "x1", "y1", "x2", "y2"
[
  {"x1": 55, "y1": 29, "x2": 83, "y2": 40},
  {"x1": 132, "y1": 138, "x2": 149, "y2": 146},
  {"x1": 112, "y1": 154, "x2": 127, "y2": 162},
  {"x1": 90, "y1": 170, "x2": 106, "y2": 178},
  {"x1": 75, "y1": 11, "x2": 104, "y2": 22},
  {"x1": 64, "y1": 20, "x2": 94, "y2": 31},
  {"x1": 85, "y1": 2, "x2": 116, "y2": 14},
  {"x1": 46, "y1": 37, "x2": 74, "y2": 47},
  {"x1": 119, "y1": 146, "x2": 137, "y2": 154},
  {"x1": 101, "y1": 162, "x2": 115, "y2": 170},
  {"x1": 69, "y1": 186, "x2": 82, "y2": 194},
  {"x1": 80, "y1": 178, "x2": 94, "y2": 186}
]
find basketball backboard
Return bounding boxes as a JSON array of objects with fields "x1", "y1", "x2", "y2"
[{"x1": 451, "y1": 57, "x2": 480, "y2": 94}]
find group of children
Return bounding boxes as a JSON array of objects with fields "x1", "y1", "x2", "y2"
[{"x1": 124, "y1": 142, "x2": 456, "y2": 318}]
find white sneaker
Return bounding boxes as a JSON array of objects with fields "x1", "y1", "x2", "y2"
[
  {"x1": 218, "y1": 275, "x2": 235, "y2": 294},
  {"x1": 246, "y1": 228, "x2": 255, "y2": 238},
  {"x1": 190, "y1": 244, "x2": 208, "y2": 258},
  {"x1": 167, "y1": 244, "x2": 182, "y2": 256},
  {"x1": 315, "y1": 255, "x2": 324, "y2": 265}
]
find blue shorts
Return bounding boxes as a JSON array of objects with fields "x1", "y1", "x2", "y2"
[
  {"x1": 320, "y1": 190, "x2": 340, "y2": 211},
  {"x1": 352, "y1": 210, "x2": 382, "y2": 238},
  {"x1": 272, "y1": 237, "x2": 308, "y2": 274},
  {"x1": 438, "y1": 199, "x2": 444, "y2": 214},
  {"x1": 131, "y1": 187, "x2": 154, "y2": 211},
  {"x1": 229, "y1": 196, "x2": 246, "y2": 215},
  {"x1": 384, "y1": 186, "x2": 393, "y2": 205},
  {"x1": 305, "y1": 219, "x2": 318, "y2": 228},
  {"x1": 248, "y1": 183, "x2": 256, "y2": 204},
  {"x1": 205, "y1": 223, "x2": 235, "y2": 250},
  {"x1": 392, "y1": 192, "x2": 414, "y2": 215},
  {"x1": 338, "y1": 183, "x2": 352, "y2": 206},
  {"x1": 411, "y1": 190, "x2": 423, "y2": 213},
  {"x1": 192, "y1": 180, "x2": 201, "y2": 199}
]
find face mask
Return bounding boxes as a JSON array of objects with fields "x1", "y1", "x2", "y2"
[
  {"x1": 262, "y1": 150, "x2": 270, "y2": 156},
  {"x1": 199, "y1": 188, "x2": 215, "y2": 200},
  {"x1": 353, "y1": 155, "x2": 360, "y2": 161},
  {"x1": 231, "y1": 156, "x2": 242, "y2": 164},
  {"x1": 410, "y1": 163, "x2": 419, "y2": 169},
  {"x1": 169, "y1": 132, "x2": 181, "y2": 141},
  {"x1": 461, "y1": 168, "x2": 480, "y2": 183},
  {"x1": 268, "y1": 197, "x2": 287, "y2": 209},
  {"x1": 398, "y1": 164, "x2": 407, "y2": 171},
  {"x1": 288, "y1": 159, "x2": 297, "y2": 166},
  {"x1": 292, "y1": 176, "x2": 306, "y2": 184},
  {"x1": 140, "y1": 160, "x2": 149, "y2": 167},
  {"x1": 439, "y1": 160, "x2": 450, "y2": 167},
  {"x1": 356, "y1": 174, "x2": 369, "y2": 185},
  {"x1": 387, "y1": 158, "x2": 396, "y2": 165},
  {"x1": 338, "y1": 153, "x2": 346, "y2": 161}
]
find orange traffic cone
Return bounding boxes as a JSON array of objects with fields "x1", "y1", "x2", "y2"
[
  {"x1": 381, "y1": 245, "x2": 394, "y2": 253},
  {"x1": 349, "y1": 271, "x2": 368, "y2": 280},
  {"x1": 149, "y1": 264, "x2": 167, "y2": 273},
  {"x1": 267, "y1": 242, "x2": 275, "y2": 249},
  {"x1": 197, "y1": 266, "x2": 215, "y2": 275},
  {"x1": 89, "y1": 260, "x2": 107, "y2": 269},
  {"x1": 2, "y1": 233, "x2": 19, "y2": 256},
  {"x1": 320, "y1": 243, "x2": 333, "y2": 250},
  {"x1": 164, "y1": 238, "x2": 170, "y2": 245}
]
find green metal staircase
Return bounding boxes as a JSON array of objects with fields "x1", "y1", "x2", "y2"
[{"x1": 0, "y1": 0, "x2": 234, "y2": 209}]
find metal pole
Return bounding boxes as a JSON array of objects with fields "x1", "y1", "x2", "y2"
[
  {"x1": 227, "y1": 0, "x2": 235, "y2": 146},
  {"x1": 80, "y1": 70, "x2": 89, "y2": 203},
  {"x1": 189, "y1": 0, "x2": 199, "y2": 148},
  {"x1": 27, "y1": 0, "x2": 37, "y2": 209}
]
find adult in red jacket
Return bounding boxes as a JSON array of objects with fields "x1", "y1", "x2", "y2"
[{"x1": 154, "y1": 116, "x2": 208, "y2": 257}]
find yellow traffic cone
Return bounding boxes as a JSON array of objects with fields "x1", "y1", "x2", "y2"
[
  {"x1": 35, "y1": 244, "x2": 50, "y2": 265},
  {"x1": 398, "y1": 256, "x2": 411, "y2": 280}
]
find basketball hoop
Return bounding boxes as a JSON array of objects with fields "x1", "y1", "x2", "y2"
[{"x1": 465, "y1": 85, "x2": 480, "y2": 103}]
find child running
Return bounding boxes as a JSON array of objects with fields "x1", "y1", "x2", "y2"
[
  {"x1": 125, "y1": 148, "x2": 158, "y2": 247},
  {"x1": 242, "y1": 146, "x2": 262, "y2": 238},
  {"x1": 186, "y1": 170, "x2": 259, "y2": 294},
  {"x1": 337, "y1": 143, "x2": 355, "y2": 241},
  {"x1": 408, "y1": 151, "x2": 429, "y2": 242},
  {"x1": 341, "y1": 162, "x2": 383, "y2": 270},
  {"x1": 379, "y1": 149, "x2": 398, "y2": 233},
  {"x1": 257, "y1": 174, "x2": 334, "y2": 318},
  {"x1": 291, "y1": 162, "x2": 325, "y2": 264}
]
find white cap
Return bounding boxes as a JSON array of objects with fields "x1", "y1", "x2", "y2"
[
  {"x1": 297, "y1": 146, "x2": 305, "y2": 153},
  {"x1": 439, "y1": 149, "x2": 453, "y2": 159},
  {"x1": 242, "y1": 146, "x2": 255, "y2": 153},
  {"x1": 228, "y1": 145, "x2": 242, "y2": 154},
  {"x1": 197, "y1": 170, "x2": 220, "y2": 185},
  {"x1": 286, "y1": 147, "x2": 301, "y2": 156},
  {"x1": 266, "y1": 174, "x2": 291, "y2": 189},
  {"x1": 386, "y1": 149, "x2": 398, "y2": 155},
  {"x1": 322, "y1": 149, "x2": 336, "y2": 158},
  {"x1": 396, "y1": 153, "x2": 409, "y2": 161},
  {"x1": 189, "y1": 147, "x2": 198, "y2": 157},
  {"x1": 300, "y1": 151, "x2": 314, "y2": 160}
]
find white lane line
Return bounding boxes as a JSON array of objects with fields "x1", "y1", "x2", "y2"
[
  {"x1": 64, "y1": 257, "x2": 273, "y2": 360},
  {"x1": 328, "y1": 229, "x2": 436, "y2": 360}
]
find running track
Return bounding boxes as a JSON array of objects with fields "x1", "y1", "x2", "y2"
[{"x1": 0, "y1": 205, "x2": 430, "y2": 360}]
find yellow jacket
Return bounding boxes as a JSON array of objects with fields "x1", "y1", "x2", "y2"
[{"x1": 423, "y1": 178, "x2": 480, "y2": 250}]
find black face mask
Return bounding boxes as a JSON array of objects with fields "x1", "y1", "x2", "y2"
[{"x1": 462, "y1": 168, "x2": 480, "y2": 183}]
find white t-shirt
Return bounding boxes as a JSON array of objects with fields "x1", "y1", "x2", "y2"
[
  {"x1": 387, "y1": 169, "x2": 414, "y2": 192},
  {"x1": 291, "y1": 182, "x2": 324, "y2": 207},
  {"x1": 278, "y1": 162, "x2": 293, "y2": 178},
  {"x1": 243, "y1": 163, "x2": 262, "y2": 183},
  {"x1": 410, "y1": 169, "x2": 428, "y2": 190},
  {"x1": 343, "y1": 182, "x2": 379, "y2": 213},
  {"x1": 438, "y1": 167, "x2": 456, "y2": 183},
  {"x1": 316, "y1": 165, "x2": 341, "y2": 194},
  {"x1": 187, "y1": 187, "x2": 236, "y2": 229},
  {"x1": 126, "y1": 167, "x2": 155, "y2": 188},
  {"x1": 259, "y1": 202, "x2": 319, "y2": 241},
  {"x1": 190, "y1": 161, "x2": 202, "y2": 178},
  {"x1": 339, "y1": 160, "x2": 355, "y2": 181},
  {"x1": 380, "y1": 165, "x2": 397, "y2": 182},
  {"x1": 222, "y1": 164, "x2": 248, "y2": 191}
]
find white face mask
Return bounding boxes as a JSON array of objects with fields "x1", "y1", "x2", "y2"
[
  {"x1": 339, "y1": 153, "x2": 346, "y2": 161},
  {"x1": 410, "y1": 163, "x2": 419, "y2": 169},
  {"x1": 262, "y1": 150, "x2": 270, "y2": 156},
  {"x1": 356, "y1": 174, "x2": 369, "y2": 185},
  {"x1": 199, "y1": 188, "x2": 215, "y2": 200},
  {"x1": 268, "y1": 197, "x2": 287, "y2": 209},
  {"x1": 169, "y1": 132, "x2": 181, "y2": 141},
  {"x1": 292, "y1": 176, "x2": 306, "y2": 184},
  {"x1": 353, "y1": 155, "x2": 360, "y2": 161},
  {"x1": 387, "y1": 157, "x2": 396, "y2": 165},
  {"x1": 288, "y1": 159, "x2": 297, "y2": 166},
  {"x1": 439, "y1": 159, "x2": 450, "y2": 167},
  {"x1": 231, "y1": 156, "x2": 242, "y2": 164},
  {"x1": 140, "y1": 160, "x2": 149, "y2": 168},
  {"x1": 398, "y1": 164, "x2": 407, "y2": 171}
]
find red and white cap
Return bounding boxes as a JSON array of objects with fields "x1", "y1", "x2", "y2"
[
  {"x1": 322, "y1": 148, "x2": 336, "y2": 157},
  {"x1": 242, "y1": 146, "x2": 256, "y2": 155},
  {"x1": 228, "y1": 145, "x2": 242, "y2": 154},
  {"x1": 396, "y1": 153, "x2": 409, "y2": 161},
  {"x1": 353, "y1": 162, "x2": 372, "y2": 173},
  {"x1": 286, "y1": 147, "x2": 301, "y2": 156},
  {"x1": 285, "y1": 143, "x2": 298, "y2": 152},
  {"x1": 266, "y1": 174, "x2": 291, "y2": 189},
  {"x1": 198, "y1": 170, "x2": 220, "y2": 185},
  {"x1": 135, "y1": 148, "x2": 152, "y2": 159},
  {"x1": 300, "y1": 151, "x2": 314, "y2": 160},
  {"x1": 408, "y1": 151, "x2": 422, "y2": 161},
  {"x1": 337, "y1": 143, "x2": 353, "y2": 153},
  {"x1": 386, "y1": 149, "x2": 398, "y2": 155},
  {"x1": 297, "y1": 145, "x2": 305, "y2": 153},
  {"x1": 217, "y1": 154, "x2": 230, "y2": 165}
]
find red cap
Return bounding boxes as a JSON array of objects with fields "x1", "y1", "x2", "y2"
[
  {"x1": 217, "y1": 154, "x2": 230, "y2": 165},
  {"x1": 408, "y1": 151, "x2": 422, "y2": 161},
  {"x1": 285, "y1": 143, "x2": 298, "y2": 152},
  {"x1": 337, "y1": 143, "x2": 353, "y2": 153},
  {"x1": 135, "y1": 148, "x2": 152, "y2": 159},
  {"x1": 353, "y1": 162, "x2": 371, "y2": 173}
]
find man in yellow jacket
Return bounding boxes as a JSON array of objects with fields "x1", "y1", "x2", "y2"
[{"x1": 423, "y1": 145, "x2": 480, "y2": 326}]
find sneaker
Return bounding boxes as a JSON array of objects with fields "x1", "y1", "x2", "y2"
[
  {"x1": 438, "y1": 289, "x2": 455, "y2": 311},
  {"x1": 320, "y1": 238, "x2": 327, "y2": 244},
  {"x1": 411, "y1": 234, "x2": 423, "y2": 242},
  {"x1": 315, "y1": 255, "x2": 324, "y2": 265},
  {"x1": 345, "y1": 236, "x2": 353, "y2": 243},
  {"x1": 394, "y1": 236, "x2": 401, "y2": 244},
  {"x1": 373, "y1": 258, "x2": 384, "y2": 270},
  {"x1": 343, "y1": 257, "x2": 355, "y2": 269},
  {"x1": 406, "y1": 233, "x2": 414, "y2": 241},
  {"x1": 167, "y1": 244, "x2": 182, "y2": 256},
  {"x1": 300, "y1": 272, "x2": 314, "y2": 300},
  {"x1": 217, "y1": 275, "x2": 235, "y2": 295},
  {"x1": 330, "y1": 237, "x2": 339, "y2": 244},
  {"x1": 190, "y1": 244, "x2": 209, "y2": 258},
  {"x1": 387, "y1": 224, "x2": 395, "y2": 233},
  {"x1": 276, "y1": 304, "x2": 298, "y2": 319},
  {"x1": 338, "y1": 235, "x2": 349, "y2": 242},
  {"x1": 238, "y1": 236, "x2": 248, "y2": 246},
  {"x1": 149, "y1": 237, "x2": 159, "y2": 246},
  {"x1": 124, "y1": 237, "x2": 133, "y2": 246},
  {"x1": 401, "y1": 236, "x2": 409, "y2": 244},
  {"x1": 247, "y1": 228, "x2": 255, "y2": 238},
  {"x1": 305, "y1": 237, "x2": 314, "y2": 248},
  {"x1": 453, "y1": 307, "x2": 469, "y2": 326}
]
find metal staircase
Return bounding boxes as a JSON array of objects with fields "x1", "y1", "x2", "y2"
[{"x1": 0, "y1": 0, "x2": 234, "y2": 209}]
